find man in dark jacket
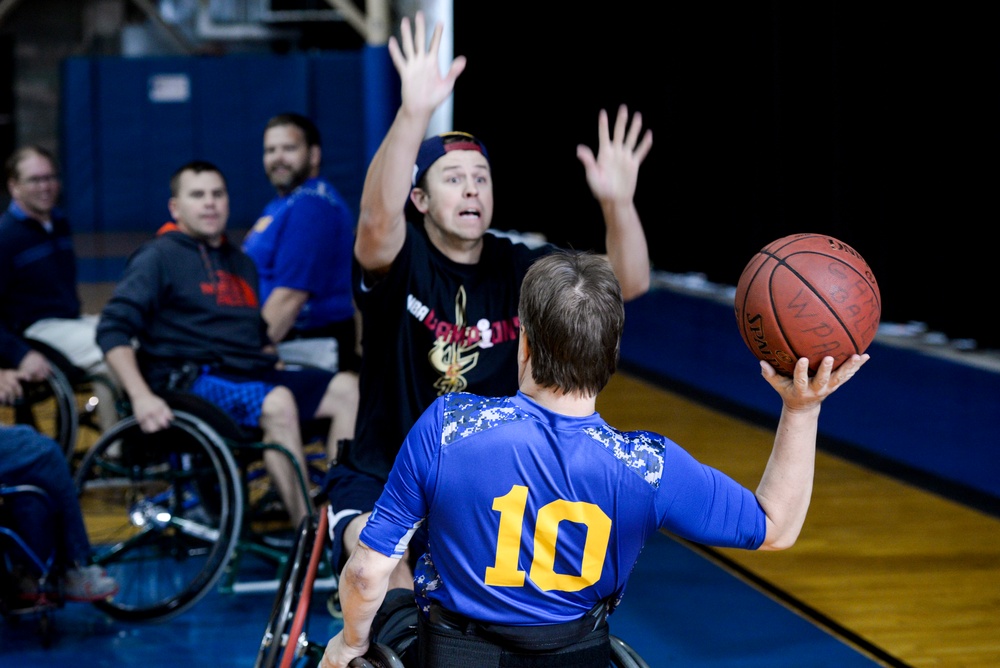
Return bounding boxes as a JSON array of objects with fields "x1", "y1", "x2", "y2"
[
  {"x1": 97, "y1": 160, "x2": 351, "y2": 527},
  {"x1": 0, "y1": 145, "x2": 118, "y2": 429}
]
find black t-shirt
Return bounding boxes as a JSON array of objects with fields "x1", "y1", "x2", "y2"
[{"x1": 349, "y1": 223, "x2": 552, "y2": 480}]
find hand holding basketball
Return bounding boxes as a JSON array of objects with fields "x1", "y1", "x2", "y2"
[{"x1": 734, "y1": 233, "x2": 881, "y2": 377}]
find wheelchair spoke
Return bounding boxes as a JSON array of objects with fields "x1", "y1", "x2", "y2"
[{"x1": 75, "y1": 416, "x2": 243, "y2": 622}]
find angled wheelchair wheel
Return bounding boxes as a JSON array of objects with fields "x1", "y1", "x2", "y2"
[
  {"x1": 609, "y1": 634, "x2": 651, "y2": 668},
  {"x1": 0, "y1": 363, "x2": 77, "y2": 463},
  {"x1": 255, "y1": 513, "x2": 318, "y2": 668},
  {"x1": 256, "y1": 509, "x2": 335, "y2": 668},
  {"x1": 0, "y1": 483, "x2": 67, "y2": 645},
  {"x1": 73, "y1": 411, "x2": 243, "y2": 622}
]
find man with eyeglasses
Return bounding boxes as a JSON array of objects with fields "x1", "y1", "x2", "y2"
[{"x1": 0, "y1": 145, "x2": 119, "y2": 431}]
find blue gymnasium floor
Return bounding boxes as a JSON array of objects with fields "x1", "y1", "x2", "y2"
[{"x1": 1, "y1": 530, "x2": 883, "y2": 667}]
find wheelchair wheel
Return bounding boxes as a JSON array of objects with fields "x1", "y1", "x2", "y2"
[
  {"x1": 255, "y1": 514, "x2": 317, "y2": 668},
  {"x1": 74, "y1": 411, "x2": 243, "y2": 622},
  {"x1": 69, "y1": 372, "x2": 125, "y2": 465},
  {"x1": 609, "y1": 634, "x2": 651, "y2": 668},
  {"x1": 347, "y1": 643, "x2": 405, "y2": 668},
  {"x1": 0, "y1": 364, "x2": 78, "y2": 463}
]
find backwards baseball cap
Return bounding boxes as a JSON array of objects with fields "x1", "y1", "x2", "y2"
[{"x1": 412, "y1": 131, "x2": 490, "y2": 188}]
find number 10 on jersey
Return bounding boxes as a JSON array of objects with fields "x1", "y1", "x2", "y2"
[{"x1": 484, "y1": 484, "x2": 612, "y2": 593}]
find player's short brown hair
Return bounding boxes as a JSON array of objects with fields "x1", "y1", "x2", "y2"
[{"x1": 519, "y1": 250, "x2": 624, "y2": 396}]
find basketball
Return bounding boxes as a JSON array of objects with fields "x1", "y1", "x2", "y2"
[{"x1": 734, "y1": 233, "x2": 881, "y2": 376}]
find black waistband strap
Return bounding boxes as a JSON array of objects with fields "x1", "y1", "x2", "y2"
[
  {"x1": 426, "y1": 601, "x2": 608, "y2": 652},
  {"x1": 418, "y1": 611, "x2": 610, "y2": 668}
]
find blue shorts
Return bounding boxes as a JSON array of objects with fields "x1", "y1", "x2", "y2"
[
  {"x1": 190, "y1": 365, "x2": 333, "y2": 430},
  {"x1": 323, "y1": 464, "x2": 385, "y2": 569},
  {"x1": 323, "y1": 463, "x2": 428, "y2": 573}
]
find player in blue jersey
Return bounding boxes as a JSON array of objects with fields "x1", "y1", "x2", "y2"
[
  {"x1": 243, "y1": 112, "x2": 360, "y2": 460},
  {"x1": 319, "y1": 250, "x2": 870, "y2": 667}
]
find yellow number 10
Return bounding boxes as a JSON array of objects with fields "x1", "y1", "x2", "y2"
[{"x1": 484, "y1": 484, "x2": 612, "y2": 592}]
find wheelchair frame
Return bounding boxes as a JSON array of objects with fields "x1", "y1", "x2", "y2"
[
  {"x1": 72, "y1": 391, "x2": 335, "y2": 623},
  {"x1": 0, "y1": 483, "x2": 66, "y2": 647},
  {"x1": 0, "y1": 363, "x2": 77, "y2": 463},
  {"x1": 0, "y1": 338, "x2": 123, "y2": 467}
]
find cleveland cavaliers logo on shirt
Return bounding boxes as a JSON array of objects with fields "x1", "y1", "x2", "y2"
[{"x1": 407, "y1": 287, "x2": 519, "y2": 395}]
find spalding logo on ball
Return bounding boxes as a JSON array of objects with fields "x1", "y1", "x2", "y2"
[{"x1": 734, "y1": 233, "x2": 881, "y2": 377}]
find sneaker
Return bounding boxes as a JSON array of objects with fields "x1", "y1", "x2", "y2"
[{"x1": 64, "y1": 565, "x2": 119, "y2": 602}]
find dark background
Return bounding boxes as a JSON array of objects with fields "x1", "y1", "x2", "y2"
[{"x1": 453, "y1": 4, "x2": 1000, "y2": 348}]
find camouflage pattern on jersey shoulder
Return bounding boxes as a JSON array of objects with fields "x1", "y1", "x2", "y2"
[
  {"x1": 441, "y1": 393, "x2": 528, "y2": 446},
  {"x1": 414, "y1": 551, "x2": 441, "y2": 615},
  {"x1": 583, "y1": 426, "x2": 665, "y2": 487}
]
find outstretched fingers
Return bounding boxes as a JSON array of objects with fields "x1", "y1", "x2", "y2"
[
  {"x1": 613, "y1": 104, "x2": 653, "y2": 164},
  {"x1": 390, "y1": 11, "x2": 467, "y2": 114},
  {"x1": 612, "y1": 104, "x2": 629, "y2": 145},
  {"x1": 762, "y1": 353, "x2": 868, "y2": 413},
  {"x1": 831, "y1": 353, "x2": 869, "y2": 386},
  {"x1": 811, "y1": 356, "x2": 834, "y2": 388},
  {"x1": 807, "y1": 354, "x2": 869, "y2": 400},
  {"x1": 391, "y1": 12, "x2": 436, "y2": 66},
  {"x1": 425, "y1": 14, "x2": 441, "y2": 57},
  {"x1": 597, "y1": 108, "x2": 611, "y2": 150},
  {"x1": 576, "y1": 104, "x2": 654, "y2": 209},
  {"x1": 399, "y1": 14, "x2": 415, "y2": 57}
]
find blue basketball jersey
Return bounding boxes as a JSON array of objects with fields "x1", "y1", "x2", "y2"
[{"x1": 361, "y1": 391, "x2": 767, "y2": 626}]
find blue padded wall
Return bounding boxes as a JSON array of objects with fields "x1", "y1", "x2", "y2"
[
  {"x1": 60, "y1": 58, "x2": 99, "y2": 233},
  {"x1": 620, "y1": 288, "x2": 1000, "y2": 507},
  {"x1": 310, "y1": 50, "x2": 364, "y2": 223},
  {"x1": 60, "y1": 48, "x2": 382, "y2": 235}
]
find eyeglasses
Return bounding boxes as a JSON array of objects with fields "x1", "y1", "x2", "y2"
[{"x1": 19, "y1": 174, "x2": 60, "y2": 186}]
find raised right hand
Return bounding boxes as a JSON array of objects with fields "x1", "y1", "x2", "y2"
[{"x1": 388, "y1": 11, "x2": 467, "y2": 119}]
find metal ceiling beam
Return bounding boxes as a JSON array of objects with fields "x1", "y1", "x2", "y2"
[
  {"x1": 0, "y1": 0, "x2": 26, "y2": 29},
  {"x1": 128, "y1": 0, "x2": 199, "y2": 54},
  {"x1": 323, "y1": 0, "x2": 390, "y2": 45}
]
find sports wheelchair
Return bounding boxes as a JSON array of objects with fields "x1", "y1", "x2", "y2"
[
  {"x1": 0, "y1": 339, "x2": 122, "y2": 467},
  {"x1": 72, "y1": 390, "x2": 336, "y2": 622},
  {"x1": 254, "y1": 511, "x2": 652, "y2": 668},
  {"x1": 0, "y1": 484, "x2": 65, "y2": 647}
]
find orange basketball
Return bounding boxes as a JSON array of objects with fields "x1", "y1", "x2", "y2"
[{"x1": 734, "y1": 233, "x2": 881, "y2": 376}]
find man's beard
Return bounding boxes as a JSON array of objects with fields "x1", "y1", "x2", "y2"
[{"x1": 269, "y1": 163, "x2": 309, "y2": 193}]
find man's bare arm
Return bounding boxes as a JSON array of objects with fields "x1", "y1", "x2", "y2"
[
  {"x1": 104, "y1": 345, "x2": 173, "y2": 433},
  {"x1": 354, "y1": 12, "x2": 467, "y2": 273},
  {"x1": 261, "y1": 286, "x2": 309, "y2": 343}
]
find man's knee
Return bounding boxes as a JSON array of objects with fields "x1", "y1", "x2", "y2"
[
  {"x1": 321, "y1": 371, "x2": 359, "y2": 415},
  {"x1": 260, "y1": 385, "x2": 299, "y2": 430}
]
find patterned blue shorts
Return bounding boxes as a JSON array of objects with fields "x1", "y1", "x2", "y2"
[
  {"x1": 190, "y1": 373, "x2": 272, "y2": 429},
  {"x1": 187, "y1": 365, "x2": 334, "y2": 430}
]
